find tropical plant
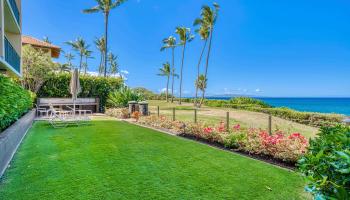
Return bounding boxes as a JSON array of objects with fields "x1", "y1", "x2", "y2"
[
  {"x1": 193, "y1": 18, "x2": 210, "y2": 107},
  {"x1": 107, "y1": 86, "x2": 144, "y2": 108},
  {"x1": 94, "y1": 36, "x2": 106, "y2": 76},
  {"x1": 175, "y1": 27, "x2": 194, "y2": 105},
  {"x1": 0, "y1": 75, "x2": 33, "y2": 132},
  {"x1": 82, "y1": 49, "x2": 93, "y2": 75},
  {"x1": 194, "y1": 2, "x2": 220, "y2": 106},
  {"x1": 298, "y1": 126, "x2": 350, "y2": 200},
  {"x1": 83, "y1": 0, "x2": 127, "y2": 77},
  {"x1": 161, "y1": 36, "x2": 177, "y2": 103},
  {"x1": 195, "y1": 74, "x2": 207, "y2": 100},
  {"x1": 66, "y1": 37, "x2": 90, "y2": 72},
  {"x1": 64, "y1": 52, "x2": 75, "y2": 70},
  {"x1": 43, "y1": 36, "x2": 51, "y2": 44},
  {"x1": 107, "y1": 52, "x2": 119, "y2": 76},
  {"x1": 21, "y1": 45, "x2": 56, "y2": 93},
  {"x1": 157, "y1": 62, "x2": 171, "y2": 102}
]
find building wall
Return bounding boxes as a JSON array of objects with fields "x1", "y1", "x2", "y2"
[{"x1": 0, "y1": 0, "x2": 4, "y2": 58}]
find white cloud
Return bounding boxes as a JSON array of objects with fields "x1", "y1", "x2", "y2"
[
  {"x1": 86, "y1": 70, "x2": 129, "y2": 80},
  {"x1": 255, "y1": 88, "x2": 261, "y2": 93}
]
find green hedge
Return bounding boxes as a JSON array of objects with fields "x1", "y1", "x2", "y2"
[
  {"x1": 298, "y1": 126, "x2": 350, "y2": 199},
  {"x1": 37, "y1": 73, "x2": 123, "y2": 112},
  {"x1": 0, "y1": 75, "x2": 33, "y2": 132},
  {"x1": 182, "y1": 97, "x2": 344, "y2": 127}
]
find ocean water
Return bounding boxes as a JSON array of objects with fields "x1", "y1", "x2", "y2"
[{"x1": 206, "y1": 97, "x2": 350, "y2": 116}]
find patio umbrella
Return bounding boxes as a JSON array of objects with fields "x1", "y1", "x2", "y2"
[{"x1": 70, "y1": 68, "x2": 81, "y2": 115}]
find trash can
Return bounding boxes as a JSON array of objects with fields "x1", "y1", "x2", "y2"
[
  {"x1": 138, "y1": 101, "x2": 149, "y2": 116},
  {"x1": 128, "y1": 101, "x2": 139, "y2": 115}
]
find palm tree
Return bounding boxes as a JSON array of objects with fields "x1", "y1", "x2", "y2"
[
  {"x1": 160, "y1": 36, "x2": 177, "y2": 103},
  {"x1": 83, "y1": 0, "x2": 127, "y2": 77},
  {"x1": 193, "y1": 21, "x2": 210, "y2": 107},
  {"x1": 107, "y1": 52, "x2": 119, "y2": 76},
  {"x1": 43, "y1": 36, "x2": 52, "y2": 44},
  {"x1": 196, "y1": 74, "x2": 207, "y2": 101},
  {"x1": 64, "y1": 52, "x2": 75, "y2": 70},
  {"x1": 157, "y1": 62, "x2": 171, "y2": 102},
  {"x1": 175, "y1": 27, "x2": 194, "y2": 105},
  {"x1": 94, "y1": 37, "x2": 106, "y2": 76},
  {"x1": 66, "y1": 37, "x2": 90, "y2": 73},
  {"x1": 83, "y1": 49, "x2": 93, "y2": 75},
  {"x1": 194, "y1": 2, "x2": 220, "y2": 107}
]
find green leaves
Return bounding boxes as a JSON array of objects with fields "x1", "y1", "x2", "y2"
[
  {"x1": 0, "y1": 75, "x2": 32, "y2": 132},
  {"x1": 298, "y1": 125, "x2": 350, "y2": 199},
  {"x1": 107, "y1": 86, "x2": 144, "y2": 108}
]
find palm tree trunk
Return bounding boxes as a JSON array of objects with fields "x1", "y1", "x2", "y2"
[
  {"x1": 104, "y1": 13, "x2": 109, "y2": 77},
  {"x1": 171, "y1": 47, "x2": 175, "y2": 103},
  {"x1": 194, "y1": 39, "x2": 208, "y2": 107},
  {"x1": 166, "y1": 75, "x2": 169, "y2": 102},
  {"x1": 179, "y1": 43, "x2": 186, "y2": 105},
  {"x1": 200, "y1": 28, "x2": 214, "y2": 107},
  {"x1": 84, "y1": 57, "x2": 88, "y2": 75},
  {"x1": 79, "y1": 54, "x2": 83, "y2": 73}
]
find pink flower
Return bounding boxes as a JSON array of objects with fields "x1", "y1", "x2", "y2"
[
  {"x1": 203, "y1": 127, "x2": 214, "y2": 134},
  {"x1": 233, "y1": 124, "x2": 241, "y2": 131},
  {"x1": 216, "y1": 122, "x2": 226, "y2": 132}
]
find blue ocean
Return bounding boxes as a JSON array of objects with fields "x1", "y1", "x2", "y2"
[{"x1": 206, "y1": 97, "x2": 350, "y2": 116}]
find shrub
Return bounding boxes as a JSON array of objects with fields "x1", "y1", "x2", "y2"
[
  {"x1": 131, "y1": 111, "x2": 141, "y2": 121},
  {"x1": 105, "y1": 108, "x2": 129, "y2": 119},
  {"x1": 107, "y1": 86, "x2": 144, "y2": 108},
  {"x1": 0, "y1": 75, "x2": 33, "y2": 132},
  {"x1": 203, "y1": 98, "x2": 343, "y2": 128},
  {"x1": 37, "y1": 73, "x2": 123, "y2": 112},
  {"x1": 298, "y1": 126, "x2": 350, "y2": 199}
]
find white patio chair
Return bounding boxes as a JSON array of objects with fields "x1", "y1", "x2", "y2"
[{"x1": 48, "y1": 106, "x2": 78, "y2": 128}]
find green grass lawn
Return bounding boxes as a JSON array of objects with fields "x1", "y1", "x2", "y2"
[{"x1": 0, "y1": 120, "x2": 308, "y2": 200}]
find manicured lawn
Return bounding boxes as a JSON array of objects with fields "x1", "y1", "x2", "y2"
[{"x1": 0, "y1": 120, "x2": 308, "y2": 199}]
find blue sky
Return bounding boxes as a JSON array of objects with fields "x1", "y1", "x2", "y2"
[{"x1": 23, "y1": 0, "x2": 350, "y2": 97}]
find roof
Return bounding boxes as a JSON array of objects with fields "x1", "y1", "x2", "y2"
[{"x1": 22, "y1": 35, "x2": 61, "y2": 58}]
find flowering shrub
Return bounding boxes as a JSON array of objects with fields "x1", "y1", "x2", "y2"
[
  {"x1": 131, "y1": 111, "x2": 141, "y2": 121},
  {"x1": 138, "y1": 116, "x2": 309, "y2": 163}
]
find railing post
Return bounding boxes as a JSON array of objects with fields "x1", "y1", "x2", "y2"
[
  {"x1": 194, "y1": 109, "x2": 197, "y2": 123},
  {"x1": 268, "y1": 115, "x2": 272, "y2": 135},
  {"x1": 157, "y1": 106, "x2": 160, "y2": 117},
  {"x1": 226, "y1": 112, "x2": 230, "y2": 131},
  {"x1": 172, "y1": 108, "x2": 175, "y2": 121}
]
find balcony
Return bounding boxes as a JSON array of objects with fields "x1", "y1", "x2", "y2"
[
  {"x1": 4, "y1": 37, "x2": 21, "y2": 74},
  {"x1": 4, "y1": 0, "x2": 20, "y2": 33}
]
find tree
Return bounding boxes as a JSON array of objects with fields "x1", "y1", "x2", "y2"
[
  {"x1": 160, "y1": 36, "x2": 177, "y2": 103},
  {"x1": 157, "y1": 62, "x2": 171, "y2": 102},
  {"x1": 175, "y1": 27, "x2": 194, "y2": 105},
  {"x1": 194, "y1": 2, "x2": 220, "y2": 107},
  {"x1": 43, "y1": 36, "x2": 51, "y2": 44},
  {"x1": 94, "y1": 37, "x2": 106, "y2": 76},
  {"x1": 193, "y1": 19, "x2": 210, "y2": 107},
  {"x1": 82, "y1": 49, "x2": 93, "y2": 75},
  {"x1": 83, "y1": 0, "x2": 127, "y2": 77},
  {"x1": 64, "y1": 52, "x2": 75, "y2": 70},
  {"x1": 196, "y1": 74, "x2": 207, "y2": 101},
  {"x1": 21, "y1": 45, "x2": 56, "y2": 93},
  {"x1": 66, "y1": 37, "x2": 90, "y2": 73},
  {"x1": 107, "y1": 52, "x2": 119, "y2": 76}
]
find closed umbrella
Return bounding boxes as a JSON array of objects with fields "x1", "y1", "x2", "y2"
[{"x1": 70, "y1": 68, "x2": 81, "y2": 116}]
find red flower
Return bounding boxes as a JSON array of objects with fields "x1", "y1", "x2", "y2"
[
  {"x1": 232, "y1": 124, "x2": 241, "y2": 131},
  {"x1": 203, "y1": 127, "x2": 214, "y2": 134}
]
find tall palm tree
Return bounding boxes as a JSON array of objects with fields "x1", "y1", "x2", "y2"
[
  {"x1": 175, "y1": 27, "x2": 194, "y2": 105},
  {"x1": 161, "y1": 36, "x2": 177, "y2": 103},
  {"x1": 83, "y1": 0, "x2": 127, "y2": 77},
  {"x1": 157, "y1": 62, "x2": 171, "y2": 102},
  {"x1": 94, "y1": 37, "x2": 106, "y2": 76},
  {"x1": 107, "y1": 52, "x2": 119, "y2": 76},
  {"x1": 83, "y1": 49, "x2": 93, "y2": 75},
  {"x1": 193, "y1": 21, "x2": 210, "y2": 107},
  {"x1": 66, "y1": 37, "x2": 90, "y2": 73},
  {"x1": 194, "y1": 2, "x2": 220, "y2": 107},
  {"x1": 43, "y1": 36, "x2": 52, "y2": 44},
  {"x1": 196, "y1": 74, "x2": 207, "y2": 101}
]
